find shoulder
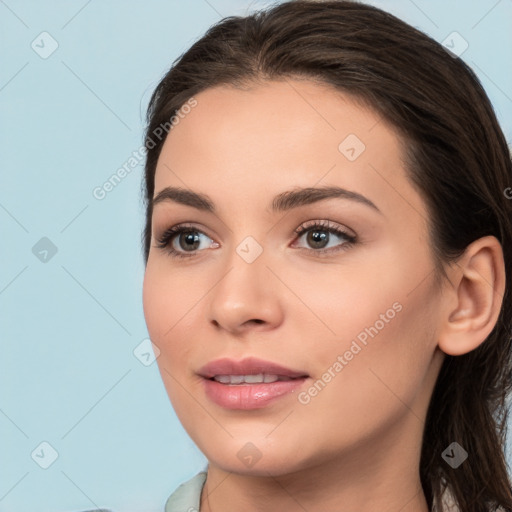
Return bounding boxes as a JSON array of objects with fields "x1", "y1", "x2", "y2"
[{"x1": 164, "y1": 471, "x2": 207, "y2": 512}]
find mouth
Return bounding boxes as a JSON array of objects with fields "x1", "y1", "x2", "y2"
[
  {"x1": 209, "y1": 374, "x2": 302, "y2": 384},
  {"x1": 198, "y1": 357, "x2": 309, "y2": 409},
  {"x1": 198, "y1": 356, "x2": 309, "y2": 380}
]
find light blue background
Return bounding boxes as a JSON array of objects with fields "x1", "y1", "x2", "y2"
[{"x1": 1, "y1": 1, "x2": 511, "y2": 511}]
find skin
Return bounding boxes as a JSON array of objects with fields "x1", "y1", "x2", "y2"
[{"x1": 142, "y1": 79, "x2": 505, "y2": 512}]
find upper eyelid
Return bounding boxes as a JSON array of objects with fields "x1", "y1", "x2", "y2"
[
  {"x1": 151, "y1": 195, "x2": 382, "y2": 236},
  {"x1": 154, "y1": 222, "x2": 210, "y2": 238},
  {"x1": 156, "y1": 220, "x2": 354, "y2": 245},
  {"x1": 295, "y1": 219, "x2": 355, "y2": 236}
]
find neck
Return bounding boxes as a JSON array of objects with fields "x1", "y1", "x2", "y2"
[{"x1": 199, "y1": 412, "x2": 430, "y2": 512}]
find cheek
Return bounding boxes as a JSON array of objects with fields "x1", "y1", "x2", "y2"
[
  {"x1": 142, "y1": 267, "x2": 168, "y2": 343},
  {"x1": 142, "y1": 266, "x2": 200, "y2": 410},
  {"x1": 141, "y1": 249, "x2": 212, "y2": 416},
  {"x1": 302, "y1": 275, "x2": 439, "y2": 435},
  {"x1": 142, "y1": 262, "x2": 198, "y2": 343},
  {"x1": 294, "y1": 249, "x2": 440, "y2": 422},
  {"x1": 285, "y1": 255, "x2": 404, "y2": 351}
]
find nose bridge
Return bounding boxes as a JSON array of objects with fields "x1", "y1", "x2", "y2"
[
  {"x1": 207, "y1": 231, "x2": 282, "y2": 331},
  {"x1": 215, "y1": 233, "x2": 268, "y2": 300},
  {"x1": 234, "y1": 234, "x2": 265, "y2": 266}
]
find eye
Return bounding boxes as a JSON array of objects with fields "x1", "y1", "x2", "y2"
[
  {"x1": 154, "y1": 220, "x2": 357, "y2": 259},
  {"x1": 154, "y1": 223, "x2": 218, "y2": 259},
  {"x1": 292, "y1": 220, "x2": 356, "y2": 256}
]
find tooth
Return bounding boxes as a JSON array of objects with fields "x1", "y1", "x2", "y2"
[
  {"x1": 212, "y1": 374, "x2": 292, "y2": 384},
  {"x1": 244, "y1": 373, "x2": 264, "y2": 384}
]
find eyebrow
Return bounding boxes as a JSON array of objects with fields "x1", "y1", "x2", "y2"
[{"x1": 151, "y1": 185, "x2": 382, "y2": 215}]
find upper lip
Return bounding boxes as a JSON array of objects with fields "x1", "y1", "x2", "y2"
[{"x1": 198, "y1": 357, "x2": 309, "y2": 379}]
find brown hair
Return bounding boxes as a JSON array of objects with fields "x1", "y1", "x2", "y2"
[{"x1": 140, "y1": 1, "x2": 512, "y2": 510}]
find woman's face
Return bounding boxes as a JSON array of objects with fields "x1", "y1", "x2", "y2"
[{"x1": 143, "y1": 79, "x2": 446, "y2": 476}]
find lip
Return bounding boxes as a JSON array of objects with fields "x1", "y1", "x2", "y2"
[
  {"x1": 197, "y1": 357, "x2": 308, "y2": 379},
  {"x1": 198, "y1": 357, "x2": 309, "y2": 410}
]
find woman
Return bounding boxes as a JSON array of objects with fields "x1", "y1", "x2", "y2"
[{"x1": 141, "y1": 1, "x2": 512, "y2": 511}]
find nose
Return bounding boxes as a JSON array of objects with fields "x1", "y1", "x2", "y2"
[{"x1": 207, "y1": 247, "x2": 284, "y2": 335}]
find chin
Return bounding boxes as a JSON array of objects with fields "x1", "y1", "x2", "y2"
[
  {"x1": 209, "y1": 454, "x2": 303, "y2": 477},
  {"x1": 196, "y1": 434, "x2": 313, "y2": 476}
]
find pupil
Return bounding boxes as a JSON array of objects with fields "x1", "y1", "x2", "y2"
[
  {"x1": 308, "y1": 230, "x2": 328, "y2": 248},
  {"x1": 180, "y1": 231, "x2": 200, "y2": 251}
]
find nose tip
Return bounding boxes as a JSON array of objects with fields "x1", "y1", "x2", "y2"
[{"x1": 207, "y1": 249, "x2": 284, "y2": 334}]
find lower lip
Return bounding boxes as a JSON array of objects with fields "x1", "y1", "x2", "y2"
[{"x1": 202, "y1": 377, "x2": 308, "y2": 410}]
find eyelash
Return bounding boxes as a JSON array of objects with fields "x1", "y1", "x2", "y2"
[{"x1": 154, "y1": 220, "x2": 357, "y2": 260}]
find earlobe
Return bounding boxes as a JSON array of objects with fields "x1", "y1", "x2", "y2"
[{"x1": 437, "y1": 236, "x2": 505, "y2": 356}]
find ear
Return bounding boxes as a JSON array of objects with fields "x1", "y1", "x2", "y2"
[{"x1": 437, "y1": 236, "x2": 506, "y2": 356}]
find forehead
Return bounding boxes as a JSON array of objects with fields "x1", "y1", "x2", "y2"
[
  {"x1": 153, "y1": 79, "x2": 428, "y2": 226},
  {"x1": 158, "y1": 79, "x2": 388, "y2": 171}
]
